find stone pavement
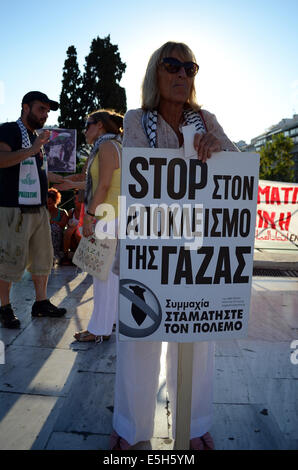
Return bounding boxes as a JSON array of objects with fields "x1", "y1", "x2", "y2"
[
  {"x1": 0, "y1": 250, "x2": 297, "y2": 450},
  {"x1": 253, "y1": 248, "x2": 298, "y2": 271}
]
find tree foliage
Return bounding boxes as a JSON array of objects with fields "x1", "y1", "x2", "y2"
[
  {"x1": 259, "y1": 133, "x2": 295, "y2": 182},
  {"x1": 58, "y1": 36, "x2": 126, "y2": 150},
  {"x1": 58, "y1": 46, "x2": 84, "y2": 147},
  {"x1": 81, "y1": 35, "x2": 127, "y2": 117}
]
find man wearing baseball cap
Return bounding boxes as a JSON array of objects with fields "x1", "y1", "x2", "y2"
[
  {"x1": 21, "y1": 91, "x2": 59, "y2": 112},
  {"x1": 0, "y1": 91, "x2": 66, "y2": 328}
]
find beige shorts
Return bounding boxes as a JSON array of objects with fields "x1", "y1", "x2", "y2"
[{"x1": 0, "y1": 206, "x2": 53, "y2": 282}]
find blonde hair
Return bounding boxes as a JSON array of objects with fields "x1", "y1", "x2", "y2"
[
  {"x1": 141, "y1": 41, "x2": 200, "y2": 111},
  {"x1": 87, "y1": 108, "x2": 124, "y2": 135}
]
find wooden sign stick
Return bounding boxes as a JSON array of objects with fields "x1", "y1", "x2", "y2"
[
  {"x1": 173, "y1": 126, "x2": 196, "y2": 450},
  {"x1": 174, "y1": 342, "x2": 194, "y2": 450}
]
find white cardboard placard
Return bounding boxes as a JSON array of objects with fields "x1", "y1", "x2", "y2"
[{"x1": 119, "y1": 149, "x2": 259, "y2": 342}]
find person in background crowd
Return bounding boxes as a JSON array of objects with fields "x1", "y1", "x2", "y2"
[
  {"x1": 52, "y1": 159, "x2": 88, "y2": 244},
  {"x1": 110, "y1": 41, "x2": 239, "y2": 450},
  {"x1": 62, "y1": 191, "x2": 82, "y2": 264},
  {"x1": 0, "y1": 91, "x2": 66, "y2": 329},
  {"x1": 47, "y1": 187, "x2": 69, "y2": 265}
]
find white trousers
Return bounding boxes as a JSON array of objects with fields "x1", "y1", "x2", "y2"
[
  {"x1": 88, "y1": 218, "x2": 119, "y2": 336},
  {"x1": 87, "y1": 268, "x2": 118, "y2": 336},
  {"x1": 113, "y1": 340, "x2": 214, "y2": 445}
]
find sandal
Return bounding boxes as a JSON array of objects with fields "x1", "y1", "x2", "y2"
[
  {"x1": 94, "y1": 335, "x2": 111, "y2": 343},
  {"x1": 73, "y1": 330, "x2": 99, "y2": 342},
  {"x1": 110, "y1": 430, "x2": 131, "y2": 450},
  {"x1": 190, "y1": 432, "x2": 214, "y2": 450},
  {"x1": 73, "y1": 330, "x2": 111, "y2": 343}
]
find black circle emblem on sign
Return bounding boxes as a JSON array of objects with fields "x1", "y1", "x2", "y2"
[{"x1": 119, "y1": 279, "x2": 162, "y2": 338}]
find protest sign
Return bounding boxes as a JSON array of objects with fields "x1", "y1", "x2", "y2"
[
  {"x1": 255, "y1": 179, "x2": 298, "y2": 249},
  {"x1": 42, "y1": 128, "x2": 77, "y2": 172},
  {"x1": 119, "y1": 149, "x2": 259, "y2": 342}
]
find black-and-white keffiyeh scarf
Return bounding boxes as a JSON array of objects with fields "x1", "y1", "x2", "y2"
[
  {"x1": 84, "y1": 133, "x2": 122, "y2": 207},
  {"x1": 17, "y1": 118, "x2": 42, "y2": 205},
  {"x1": 142, "y1": 108, "x2": 207, "y2": 148}
]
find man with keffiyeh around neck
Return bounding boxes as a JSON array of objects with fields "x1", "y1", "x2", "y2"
[{"x1": 0, "y1": 91, "x2": 67, "y2": 329}]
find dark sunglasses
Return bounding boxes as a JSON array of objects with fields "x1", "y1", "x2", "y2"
[
  {"x1": 161, "y1": 57, "x2": 199, "y2": 77},
  {"x1": 84, "y1": 120, "x2": 96, "y2": 131}
]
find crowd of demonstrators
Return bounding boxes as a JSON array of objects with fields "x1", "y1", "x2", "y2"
[
  {"x1": 110, "y1": 41, "x2": 238, "y2": 451},
  {"x1": 0, "y1": 91, "x2": 67, "y2": 329}
]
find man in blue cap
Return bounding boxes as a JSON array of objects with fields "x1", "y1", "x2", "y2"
[{"x1": 0, "y1": 91, "x2": 66, "y2": 328}]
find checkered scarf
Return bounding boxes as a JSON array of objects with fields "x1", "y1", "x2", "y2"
[
  {"x1": 16, "y1": 118, "x2": 42, "y2": 205},
  {"x1": 84, "y1": 133, "x2": 122, "y2": 207},
  {"x1": 141, "y1": 108, "x2": 206, "y2": 148}
]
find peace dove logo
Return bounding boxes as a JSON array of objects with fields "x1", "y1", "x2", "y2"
[
  {"x1": 119, "y1": 279, "x2": 162, "y2": 338},
  {"x1": 129, "y1": 285, "x2": 147, "y2": 326}
]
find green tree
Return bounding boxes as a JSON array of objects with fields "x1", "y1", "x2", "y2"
[
  {"x1": 81, "y1": 35, "x2": 127, "y2": 116},
  {"x1": 58, "y1": 46, "x2": 84, "y2": 147},
  {"x1": 259, "y1": 133, "x2": 295, "y2": 182}
]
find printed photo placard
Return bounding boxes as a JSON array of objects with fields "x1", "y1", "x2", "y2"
[{"x1": 42, "y1": 128, "x2": 77, "y2": 173}]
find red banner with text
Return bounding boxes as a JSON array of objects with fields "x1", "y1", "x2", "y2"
[{"x1": 255, "y1": 179, "x2": 298, "y2": 249}]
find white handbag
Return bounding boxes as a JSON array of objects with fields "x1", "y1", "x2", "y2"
[{"x1": 72, "y1": 233, "x2": 117, "y2": 281}]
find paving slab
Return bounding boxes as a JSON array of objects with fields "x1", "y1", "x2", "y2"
[
  {"x1": 0, "y1": 326, "x2": 25, "y2": 348},
  {"x1": 153, "y1": 378, "x2": 169, "y2": 438},
  {"x1": 52, "y1": 371, "x2": 115, "y2": 435},
  {"x1": 239, "y1": 340, "x2": 298, "y2": 379},
  {"x1": 0, "y1": 346, "x2": 78, "y2": 396},
  {"x1": 248, "y1": 284, "x2": 297, "y2": 341},
  {"x1": 214, "y1": 355, "x2": 265, "y2": 404},
  {"x1": 153, "y1": 343, "x2": 170, "y2": 439},
  {"x1": 259, "y1": 377, "x2": 298, "y2": 439},
  {"x1": 45, "y1": 431, "x2": 110, "y2": 450},
  {"x1": 215, "y1": 339, "x2": 242, "y2": 357},
  {"x1": 211, "y1": 403, "x2": 290, "y2": 450},
  {"x1": 131, "y1": 437, "x2": 174, "y2": 450},
  {"x1": 0, "y1": 392, "x2": 59, "y2": 450},
  {"x1": 74, "y1": 338, "x2": 117, "y2": 373},
  {"x1": 12, "y1": 317, "x2": 74, "y2": 349}
]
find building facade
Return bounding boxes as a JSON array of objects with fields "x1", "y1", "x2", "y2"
[{"x1": 238, "y1": 114, "x2": 298, "y2": 183}]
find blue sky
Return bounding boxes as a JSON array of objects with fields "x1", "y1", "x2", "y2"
[{"x1": 0, "y1": 0, "x2": 297, "y2": 143}]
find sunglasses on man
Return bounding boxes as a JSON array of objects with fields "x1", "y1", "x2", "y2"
[{"x1": 161, "y1": 57, "x2": 199, "y2": 78}]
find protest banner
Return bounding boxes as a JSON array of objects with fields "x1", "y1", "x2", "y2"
[
  {"x1": 119, "y1": 149, "x2": 259, "y2": 343},
  {"x1": 42, "y1": 128, "x2": 77, "y2": 172},
  {"x1": 255, "y1": 179, "x2": 298, "y2": 249}
]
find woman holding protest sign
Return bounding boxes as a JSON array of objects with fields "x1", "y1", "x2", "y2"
[
  {"x1": 73, "y1": 109, "x2": 123, "y2": 343},
  {"x1": 110, "y1": 41, "x2": 238, "y2": 450}
]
